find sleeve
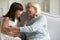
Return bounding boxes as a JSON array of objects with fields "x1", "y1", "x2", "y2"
[{"x1": 20, "y1": 15, "x2": 47, "y2": 33}]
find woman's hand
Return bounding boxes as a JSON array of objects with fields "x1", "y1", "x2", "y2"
[{"x1": 24, "y1": 22, "x2": 28, "y2": 27}]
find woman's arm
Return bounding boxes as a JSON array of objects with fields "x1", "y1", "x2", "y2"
[
  {"x1": 10, "y1": 15, "x2": 47, "y2": 33},
  {"x1": 19, "y1": 15, "x2": 47, "y2": 33}
]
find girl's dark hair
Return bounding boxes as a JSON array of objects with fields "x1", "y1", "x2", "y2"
[{"x1": 3, "y1": 2, "x2": 23, "y2": 22}]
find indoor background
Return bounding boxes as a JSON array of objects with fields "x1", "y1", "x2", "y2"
[{"x1": 0, "y1": 0, "x2": 60, "y2": 40}]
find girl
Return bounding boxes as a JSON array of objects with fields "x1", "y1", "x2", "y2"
[{"x1": 1, "y1": 2, "x2": 23, "y2": 40}]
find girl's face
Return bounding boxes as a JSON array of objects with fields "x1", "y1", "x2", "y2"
[{"x1": 15, "y1": 10, "x2": 23, "y2": 18}]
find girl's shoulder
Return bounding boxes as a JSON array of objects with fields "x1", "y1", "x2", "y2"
[{"x1": 3, "y1": 17, "x2": 9, "y2": 21}]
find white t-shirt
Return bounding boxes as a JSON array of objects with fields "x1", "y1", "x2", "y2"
[{"x1": 8, "y1": 18, "x2": 17, "y2": 26}]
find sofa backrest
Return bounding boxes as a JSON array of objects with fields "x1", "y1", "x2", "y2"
[{"x1": 43, "y1": 12, "x2": 60, "y2": 40}]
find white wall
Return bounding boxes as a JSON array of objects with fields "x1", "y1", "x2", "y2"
[
  {"x1": 50, "y1": 0, "x2": 60, "y2": 15},
  {"x1": 0, "y1": 0, "x2": 20, "y2": 17},
  {"x1": 0, "y1": 0, "x2": 9, "y2": 16},
  {"x1": 9, "y1": 0, "x2": 20, "y2": 7},
  {"x1": 59, "y1": 0, "x2": 60, "y2": 15}
]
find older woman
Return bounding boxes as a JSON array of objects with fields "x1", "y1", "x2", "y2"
[{"x1": 7, "y1": 2, "x2": 50, "y2": 40}]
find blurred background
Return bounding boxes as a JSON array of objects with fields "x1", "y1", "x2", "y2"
[
  {"x1": 0, "y1": 0, "x2": 60, "y2": 40},
  {"x1": 0, "y1": 0, "x2": 60, "y2": 16}
]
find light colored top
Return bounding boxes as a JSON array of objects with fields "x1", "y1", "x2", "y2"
[
  {"x1": 20, "y1": 13, "x2": 50, "y2": 40},
  {"x1": 0, "y1": 18, "x2": 21, "y2": 40},
  {"x1": 8, "y1": 18, "x2": 17, "y2": 26}
]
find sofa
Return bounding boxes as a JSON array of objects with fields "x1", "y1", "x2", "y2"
[
  {"x1": 42, "y1": 12, "x2": 60, "y2": 40},
  {"x1": 0, "y1": 12, "x2": 60, "y2": 40}
]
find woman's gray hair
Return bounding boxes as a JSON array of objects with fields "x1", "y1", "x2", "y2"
[{"x1": 26, "y1": 2, "x2": 41, "y2": 15}]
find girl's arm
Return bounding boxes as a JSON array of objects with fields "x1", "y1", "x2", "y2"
[{"x1": 1, "y1": 17, "x2": 10, "y2": 34}]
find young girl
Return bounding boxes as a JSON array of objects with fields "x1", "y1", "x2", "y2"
[{"x1": 1, "y1": 2, "x2": 23, "y2": 40}]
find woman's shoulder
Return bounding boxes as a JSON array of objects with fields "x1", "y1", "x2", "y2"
[
  {"x1": 39, "y1": 13, "x2": 47, "y2": 19},
  {"x1": 37, "y1": 14, "x2": 47, "y2": 23}
]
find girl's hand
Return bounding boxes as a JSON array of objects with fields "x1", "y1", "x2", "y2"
[
  {"x1": 8, "y1": 31, "x2": 20, "y2": 37},
  {"x1": 8, "y1": 26, "x2": 20, "y2": 37}
]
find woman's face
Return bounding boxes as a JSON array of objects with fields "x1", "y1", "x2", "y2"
[
  {"x1": 26, "y1": 6, "x2": 37, "y2": 18},
  {"x1": 15, "y1": 10, "x2": 23, "y2": 18}
]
